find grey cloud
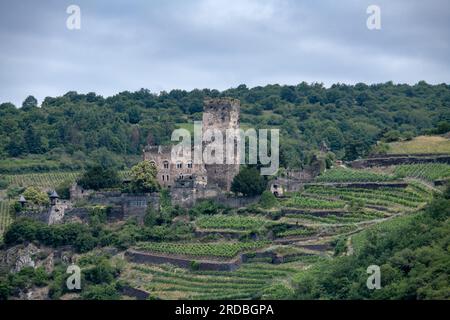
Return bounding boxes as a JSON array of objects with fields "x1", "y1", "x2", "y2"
[{"x1": 0, "y1": 0, "x2": 448, "y2": 107}]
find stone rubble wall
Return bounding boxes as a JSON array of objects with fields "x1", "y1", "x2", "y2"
[
  {"x1": 351, "y1": 155, "x2": 450, "y2": 168},
  {"x1": 280, "y1": 208, "x2": 348, "y2": 217},
  {"x1": 305, "y1": 182, "x2": 408, "y2": 189},
  {"x1": 120, "y1": 285, "x2": 150, "y2": 300},
  {"x1": 170, "y1": 184, "x2": 260, "y2": 208},
  {"x1": 125, "y1": 249, "x2": 241, "y2": 271}
]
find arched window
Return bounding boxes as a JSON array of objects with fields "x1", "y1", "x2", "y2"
[
  {"x1": 176, "y1": 161, "x2": 182, "y2": 169},
  {"x1": 187, "y1": 161, "x2": 193, "y2": 169},
  {"x1": 163, "y1": 161, "x2": 169, "y2": 169}
]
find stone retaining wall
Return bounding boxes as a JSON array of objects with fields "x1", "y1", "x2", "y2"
[
  {"x1": 125, "y1": 249, "x2": 241, "y2": 271},
  {"x1": 368, "y1": 153, "x2": 450, "y2": 159},
  {"x1": 281, "y1": 208, "x2": 348, "y2": 217},
  {"x1": 434, "y1": 179, "x2": 449, "y2": 186},
  {"x1": 171, "y1": 184, "x2": 260, "y2": 209},
  {"x1": 305, "y1": 182, "x2": 408, "y2": 189},
  {"x1": 16, "y1": 210, "x2": 51, "y2": 224},
  {"x1": 351, "y1": 155, "x2": 450, "y2": 168},
  {"x1": 120, "y1": 285, "x2": 150, "y2": 300}
]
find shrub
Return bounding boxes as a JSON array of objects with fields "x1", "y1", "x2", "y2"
[
  {"x1": 231, "y1": 166, "x2": 267, "y2": 196},
  {"x1": 81, "y1": 284, "x2": 120, "y2": 300},
  {"x1": 259, "y1": 191, "x2": 278, "y2": 209},
  {"x1": 55, "y1": 179, "x2": 72, "y2": 200},
  {"x1": 88, "y1": 206, "x2": 109, "y2": 225},
  {"x1": 78, "y1": 165, "x2": 120, "y2": 190},
  {"x1": 144, "y1": 206, "x2": 158, "y2": 227},
  {"x1": 128, "y1": 161, "x2": 159, "y2": 193},
  {"x1": 189, "y1": 200, "x2": 225, "y2": 216},
  {"x1": 84, "y1": 260, "x2": 119, "y2": 284},
  {"x1": 190, "y1": 260, "x2": 200, "y2": 271},
  {"x1": 0, "y1": 178, "x2": 8, "y2": 189},
  {"x1": 23, "y1": 186, "x2": 50, "y2": 206},
  {"x1": 3, "y1": 218, "x2": 98, "y2": 253}
]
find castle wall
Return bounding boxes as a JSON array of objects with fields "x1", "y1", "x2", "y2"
[
  {"x1": 143, "y1": 145, "x2": 207, "y2": 188},
  {"x1": 171, "y1": 183, "x2": 260, "y2": 209}
]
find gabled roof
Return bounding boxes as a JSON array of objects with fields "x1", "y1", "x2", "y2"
[{"x1": 49, "y1": 190, "x2": 59, "y2": 198}]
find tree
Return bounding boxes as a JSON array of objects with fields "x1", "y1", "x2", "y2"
[
  {"x1": 22, "y1": 95, "x2": 38, "y2": 111},
  {"x1": 23, "y1": 187, "x2": 50, "y2": 207},
  {"x1": 280, "y1": 86, "x2": 297, "y2": 103},
  {"x1": 231, "y1": 166, "x2": 267, "y2": 196},
  {"x1": 129, "y1": 161, "x2": 159, "y2": 193},
  {"x1": 5, "y1": 134, "x2": 26, "y2": 157},
  {"x1": 78, "y1": 164, "x2": 120, "y2": 190},
  {"x1": 435, "y1": 121, "x2": 450, "y2": 134},
  {"x1": 55, "y1": 179, "x2": 72, "y2": 200},
  {"x1": 24, "y1": 126, "x2": 44, "y2": 154},
  {"x1": 84, "y1": 259, "x2": 118, "y2": 284},
  {"x1": 382, "y1": 130, "x2": 401, "y2": 142},
  {"x1": 321, "y1": 127, "x2": 344, "y2": 151}
]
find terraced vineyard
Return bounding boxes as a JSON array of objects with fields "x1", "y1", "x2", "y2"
[
  {"x1": 315, "y1": 168, "x2": 395, "y2": 182},
  {"x1": 275, "y1": 226, "x2": 317, "y2": 237},
  {"x1": 283, "y1": 194, "x2": 346, "y2": 209},
  {"x1": 283, "y1": 210, "x2": 385, "y2": 224},
  {"x1": 122, "y1": 259, "x2": 318, "y2": 299},
  {"x1": 0, "y1": 201, "x2": 12, "y2": 241},
  {"x1": 1, "y1": 161, "x2": 440, "y2": 299},
  {"x1": 135, "y1": 241, "x2": 269, "y2": 259},
  {"x1": 195, "y1": 215, "x2": 273, "y2": 230},
  {"x1": 304, "y1": 184, "x2": 431, "y2": 209},
  {"x1": 3, "y1": 172, "x2": 80, "y2": 189},
  {"x1": 394, "y1": 163, "x2": 450, "y2": 181},
  {"x1": 2, "y1": 170, "x2": 131, "y2": 189}
]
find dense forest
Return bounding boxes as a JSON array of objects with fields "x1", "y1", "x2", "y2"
[{"x1": 1, "y1": 81, "x2": 449, "y2": 172}]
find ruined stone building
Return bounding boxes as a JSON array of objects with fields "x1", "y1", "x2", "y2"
[{"x1": 143, "y1": 98, "x2": 241, "y2": 192}]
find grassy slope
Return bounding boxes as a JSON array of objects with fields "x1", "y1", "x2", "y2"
[{"x1": 387, "y1": 135, "x2": 450, "y2": 154}]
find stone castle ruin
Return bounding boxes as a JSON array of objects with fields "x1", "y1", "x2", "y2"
[{"x1": 143, "y1": 98, "x2": 241, "y2": 192}]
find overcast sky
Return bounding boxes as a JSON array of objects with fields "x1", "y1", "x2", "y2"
[{"x1": 0, "y1": 0, "x2": 449, "y2": 106}]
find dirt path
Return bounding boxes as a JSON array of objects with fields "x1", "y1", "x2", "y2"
[{"x1": 346, "y1": 236, "x2": 354, "y2": 256}]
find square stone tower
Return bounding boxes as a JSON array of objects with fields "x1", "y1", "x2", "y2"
[{"x1": 202, "y1": 98, "x2": 241, "y2": 191}]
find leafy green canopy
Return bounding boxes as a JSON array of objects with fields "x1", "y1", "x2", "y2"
[
  {"x1": 231, "y1": 166, "x2": 267, "y2": 196},
  {"x1": 128, "y1": 161, "x2": 159, "y2": 193},
  {"x1": 1, "y1": 82, "x2": 449, "y2": 167}
]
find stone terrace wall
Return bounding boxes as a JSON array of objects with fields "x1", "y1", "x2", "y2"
[
  {"x1": 16, "y1": 209, "x2": 51, "y2": 224},
  {"x1": 65, "y1": 191, "x2": 159, "y2": 223},
  {"x1": 351, "y1": 155, "x2": 450, "y2": 168},
  {"x1": 120, "y1": 285, "x2": 150, "y2": 300},
  {"x1": 280, "y1": 208, "x2": 348, "y2": 217},
  {"x1": 305, "y1": 182, "x2": 408, "y2": 189},
  {"x1": 125, "y1": 249, "x2": 241, "y2": 271},
  {"x1": 368, "y1": 153, "x2": 450, "y2": 159}
]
